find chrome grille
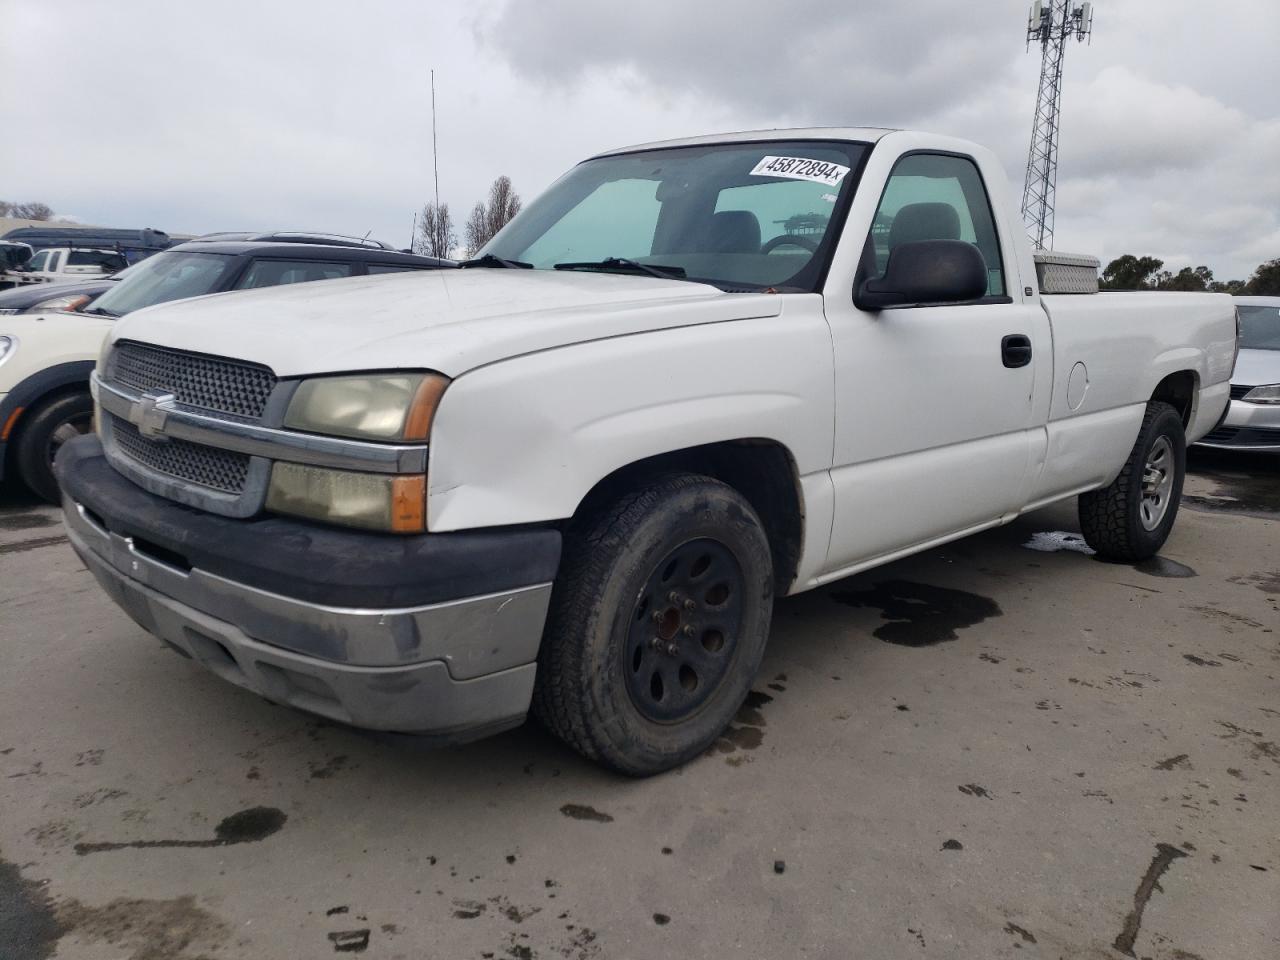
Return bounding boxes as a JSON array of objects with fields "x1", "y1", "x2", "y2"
[
  {"x1": 112, "y1": 341, "x2": 276, "y2": 420},
  {"x1": 110, "y1": 416, "x2": 251, "y2": 494}
]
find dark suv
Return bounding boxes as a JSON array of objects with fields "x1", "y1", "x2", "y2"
[{"x1": 1, "y1": 239, "x2": 453, "y2": 501}]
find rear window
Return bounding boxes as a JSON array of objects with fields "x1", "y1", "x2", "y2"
[
  {"x1": 1237, "y1": 304, "x2": 1280, "y2": 350},
  {"x1": 68, "y1": 250, "x2": 127, "y2": 271}
]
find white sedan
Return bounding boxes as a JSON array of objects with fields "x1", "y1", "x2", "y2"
[{"x1": 1197, "y1": 296, "x2": 1280, "y2": 452}]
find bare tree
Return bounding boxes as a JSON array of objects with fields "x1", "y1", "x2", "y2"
[
  {"x1": 464, "y1": 176, "x2": 522, "y2": 257},
  {"x1": 415, "y1": 201, "x2": 456, "y2": 260},
  {"x1": 484, "y1": 175, "x2": 521, "y2": 239},
  {"x1": 7, "y1": 201, "x2": 54, "y2": 220},
  {"x1": 464, "y1": 202, "x2": 489, "y2": 258}
]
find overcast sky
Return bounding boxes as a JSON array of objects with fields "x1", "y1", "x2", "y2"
[{"x1": 1, "y1": 0, "x2": 1276, "y2": 279}]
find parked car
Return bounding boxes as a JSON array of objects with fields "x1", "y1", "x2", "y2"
[
  {"x1": 0, "y1": 241, "x2": 33, "y2": 291},
  {"x1": 0, "y1": 275, "x2": 122, "y2": 316},
  {"x1": 2, "y1": 246, "x2": 129, "y2": 288},
  {"x1": 54, "y1": 128, "x2": 1236, "y2": 774},
  {"x1": 1196, "y1": 296, "x2": 1280, "y2": 452},
  {"x1": 1, "y1": 239, "x2": 452, "y2": 501},
  {"x1": 1, "y1": 226, "x2": 173, "y2": 265}
]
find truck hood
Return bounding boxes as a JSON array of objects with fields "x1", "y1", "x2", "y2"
[
  {"x1": 107, "y1": 269, "x2": 783, "y2": 378},
  {"x1": 1233, "y1": 348, "x2": 1280, "y2": 388}
]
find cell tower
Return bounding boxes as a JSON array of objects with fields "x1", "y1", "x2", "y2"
[{"x1": 1020, "y1": 1, "x2": 1094, "y2": 250}]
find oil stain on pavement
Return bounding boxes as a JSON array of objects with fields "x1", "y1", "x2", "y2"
[
  {"x1": 1, "y1": 855, "x2": 63, "y2": 960},
  {"x1": 1, "y1": 853, "x2": 227, "y2": 960},
  {"x1": 1112, "y1": 843, "x2": 1188, "y2": 957},
  {"x1": 830, "y1": 580, "x2": 1002, "y2": 646},
  {"x1": 713, "y1": 689, "x2": 774, "y2": 762},
  {"x1": 74, "y1": 806, "x2": 287, "y2": 855}
]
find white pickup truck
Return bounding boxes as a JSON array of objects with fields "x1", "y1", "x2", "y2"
[
  {"x1": 55, "y1": 128, "x2": 1237, "y2": 775},
  {"x1": 3, "y1": 246, "x2": 128, "y2": 288}
]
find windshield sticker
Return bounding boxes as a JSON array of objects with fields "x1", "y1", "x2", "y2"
[
  {"x1": 821, "y1": 193, "x2": 838, "y2": 203},
  {"x1": 749, "y1": 156, "x2": 850, "y2": 186}
]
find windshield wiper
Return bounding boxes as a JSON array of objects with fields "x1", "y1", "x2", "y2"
[
  {"x1": 459, "y1": 253, "x2": 533, "y2": 269},
  {"x1": 82, "y1": 305, "x2": 118, "y2": 317},
  {"x1": 554, "y1": 257, "x2": 687, "y2": 281}
]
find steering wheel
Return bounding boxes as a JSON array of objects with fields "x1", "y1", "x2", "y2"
[{"x1": 760, "y1": 234, "x2": 819, "y2": 254}]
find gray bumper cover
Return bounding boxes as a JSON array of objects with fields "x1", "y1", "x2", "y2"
[{"x1": 64, "y1": 497, "x2": 550, "y2": 738}]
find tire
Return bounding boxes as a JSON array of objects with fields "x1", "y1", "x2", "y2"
[
  {"x1": 1079, "y1": 400, "x2": 1186, "y2": 562},
  {"x1": 533, "y1": 473, "x2": 774, "y2": 776},
  {"x1": 14, "y1": 391, "x2": 94, "y2": 503}
]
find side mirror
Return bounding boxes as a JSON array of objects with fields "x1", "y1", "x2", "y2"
[{"x1": 855, "y1": 239, "x2": 988, "y2": 310}]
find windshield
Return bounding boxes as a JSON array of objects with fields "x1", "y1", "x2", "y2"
[
  {"x1": 1238, "y1": 304, "x2": 1280, "y2": 350},
  {"x1": 483, "y1": 140, "x2": 868, "y2": 291},
  {"x1": 87, "y1": 250, "x2": 236, "y2": 317}
]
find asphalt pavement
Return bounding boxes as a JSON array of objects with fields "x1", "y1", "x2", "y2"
[{"x1": 1, "y1": 450, "x2": 1277, "y2": 960}]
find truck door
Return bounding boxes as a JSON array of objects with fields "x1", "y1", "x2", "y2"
[{"x1": 822, "y1": 150, "x2": 1049, "y2": 573}]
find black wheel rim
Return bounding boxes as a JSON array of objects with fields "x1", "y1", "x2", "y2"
[
  {"x1": 46, "y1": 413, "x2": 92, "y2": 466},
  {"x1": 625, "y1": 538, "x2": 745, "y2": 724}
]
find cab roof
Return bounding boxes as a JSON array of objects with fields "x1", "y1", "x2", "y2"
[{"x1": 593, "y1": 126, "x2": 897, "y2": 159}]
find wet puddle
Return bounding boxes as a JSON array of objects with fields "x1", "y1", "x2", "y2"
[
  {"x1": 830, "y1": 580, "x2": 1002, "y2": 646},
  {"x1": 1022, "y1": 531, "x2": 1095, "y2": 555}
]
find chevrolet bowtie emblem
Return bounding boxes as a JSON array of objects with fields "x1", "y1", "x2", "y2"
[{"x1": 128, "y1": 391, "x2": 176, "y2": 440}]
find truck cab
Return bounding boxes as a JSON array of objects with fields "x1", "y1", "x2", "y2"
[{"x1": 11, "y1": 246, "x2": 128, "y2": 286}]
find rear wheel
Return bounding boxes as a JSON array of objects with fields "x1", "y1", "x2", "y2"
[
  {"x1": 533, "y1": 473, "x2": 774, "y2": 776},
  {"x1": 15, "y1": 391, "x2": 94, "y2": 503},
  {"x1": 1079, "y1": 400, "x2": 1186, "y2": 561}
]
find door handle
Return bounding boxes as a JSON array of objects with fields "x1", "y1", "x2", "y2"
[{"x1": 1001, "y1": 334, "x2": 1032, "y2": 369}]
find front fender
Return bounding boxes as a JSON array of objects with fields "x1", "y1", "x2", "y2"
[{"x1": 426, "y1": 301, "x2": 834, "y2": 532}]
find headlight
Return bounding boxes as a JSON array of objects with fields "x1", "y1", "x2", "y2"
[
  {"x1": 266, "y1": 462, "x2": 426, "y2": 533},
  {"x1": 1242, "y1": 384, "x2": 1280, "y2": 404},
  {"x1": 284, "y1": 372, "x2": 449, "y2": 441},
  {"x1": 271, "y1": 371, "x2": 449, "y2": 532},
  {"x1": 0, "y1": 335, "x2": 16, "y2": 367},
  {"x1": 31, "y1": 292, "x2": 93, "y2": 313}
]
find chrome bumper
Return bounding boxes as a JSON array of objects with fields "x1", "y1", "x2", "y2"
[{"x1": 64, "y1": 496, "x2": 550, "y2": 736}]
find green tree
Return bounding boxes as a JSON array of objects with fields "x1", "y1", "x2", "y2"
[
  {"x1": 1159, "y1": 265, "x2": 1214, "y2": 291},
  {"x1": 1208, "y1": 279, "x2": 1246, "y2": 294},
  {"x1": 1244, "y1": 258, "x2": 1280, "y2": 296},
  {"x1": 1101, "y1": 254, "x2": 1164, "y2": 290}
]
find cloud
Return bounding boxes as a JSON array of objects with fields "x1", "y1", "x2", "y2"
[
  {"x1": 477, "y1": 0, "x2": 1280, "y2": 279},
  {"x1": 0, "y1": 0, "x2": 1276, "y2": 279}
]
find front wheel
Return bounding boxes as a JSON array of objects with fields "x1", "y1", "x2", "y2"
[
  {"x1": 533, "y1": 473, "x2": 774, "y2": 776},
  {"x1": 1079, "y1": 400, "x2": 1186, "y2": 561},
  {"x1": 15, "y1": 391, "x2": 94, "y2": 503}
]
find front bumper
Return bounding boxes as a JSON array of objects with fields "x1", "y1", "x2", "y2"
[
  {"x1": 56, "y1": 435, "x2": 562, "y2": 738},
  {"x1": 1196, "y1": 398, "x2": 1280, "y2": 451}
]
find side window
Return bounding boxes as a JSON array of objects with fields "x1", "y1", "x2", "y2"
[
  {"x1": 866, "y1": 153, "x2": 1005, "y2": 298},
  {"x1": 68, "y1": 250, "x2": 127, "y2": 271},
  {"x1": 235, "y1": 259, "x2": 354, "y2": 289},
  {"x1": 366, "y1": 263, "x2": 430, "y2": 274},
  {"x1": 521, "y1": 179, "x2": 661, "y2": 267},
  {"x1": 26, "y1": 250, "x2": 51, "y2": 272}
]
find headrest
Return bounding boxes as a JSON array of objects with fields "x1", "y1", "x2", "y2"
[
  {"x1": 888, "y1": 202, "x2": 961, "y2": 248},
  {"x1": 707, "y1": 210, "x2": 762, "y2": 254}
]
